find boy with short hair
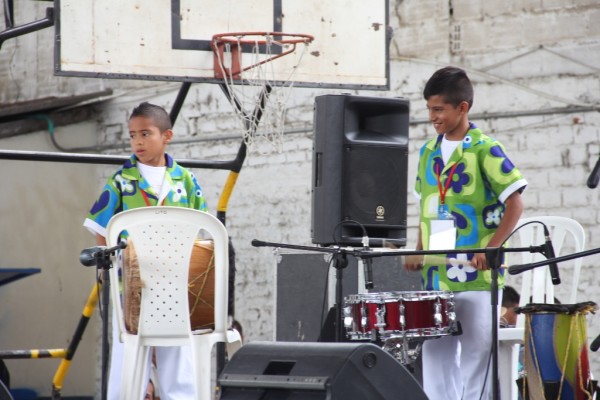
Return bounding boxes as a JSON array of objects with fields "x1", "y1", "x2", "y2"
[
  {"x1": 406, "y1": 67, "x2": 527, "y2": 399},
  {"x1": 84, "y1": 101, "x2": 207, "y2": 400}
]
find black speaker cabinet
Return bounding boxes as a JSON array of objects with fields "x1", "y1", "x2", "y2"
[
  {"x1": 275, "y1": 253, "x2": 422, "y2": 342},
  {"x1": 218, "y1": 341, "x2": 427, "y2": 400},
  {"x1": 311, "y1": 94, "x2": 409, "y2": 247}
]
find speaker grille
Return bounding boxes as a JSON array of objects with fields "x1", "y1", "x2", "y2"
[{"x1": 343, "y1": 144, "x2": 407, "y2": 226}]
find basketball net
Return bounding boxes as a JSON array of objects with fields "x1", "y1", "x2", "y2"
[{"x1": 212, "y1": 32, "x2": 313, "y2": 153}]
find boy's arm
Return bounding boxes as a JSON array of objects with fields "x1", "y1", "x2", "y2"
[
  {"x1": 96, "y1": 234, "x2": 107, "y2": 246},
  {"x1": 471, "y1": 191, "x2": 524, "y2": 270},
  {"x1": 404, "y1": 225, "x2": 424, "y2": 271}
]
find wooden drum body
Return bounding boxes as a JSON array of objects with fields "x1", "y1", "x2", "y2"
[{"x1": 122, "y1": 239, "x2": 215, "y2": 334}]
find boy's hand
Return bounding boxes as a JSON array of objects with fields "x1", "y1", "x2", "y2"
[
  {"x1": 470, "y1": 252, "x2": 488, "y2": 270},
  {"x1": 403, "y1": 255, "x2": 424, "y2": 271}
]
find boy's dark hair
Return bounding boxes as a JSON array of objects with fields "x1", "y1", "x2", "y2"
[
  {"x1": 423, "y1": 66, "x2": 474, "y2": 110},
  {"x1": 130, "y1": 102, "x2": 172, "y2": 132},
  {"x1": 502, "y1": 285, "x2": 520, "y2": 307}
]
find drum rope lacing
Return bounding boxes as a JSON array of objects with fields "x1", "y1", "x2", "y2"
[
  {"x1": 188, "y1": 252, "x2": 215, "y2": 315},
  {"x1": 525, "y1": 312, "x2": 593, "y2": 399}
]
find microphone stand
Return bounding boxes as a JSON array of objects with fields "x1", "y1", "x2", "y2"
[
  {"x1": 83, "y1": 242, "x2": 127, "y2": 400},
  {"x1": 508, "y1": 247, "x2": 600, "y2": 275},
  {"x1": 252, "y1": 238, "x2": 548, "y2": 400},
  {"x1": 97, "y1": 250, "x2": 112, "y2": 400},
  {"x1": 486, "y1": 247, "x2": 503, "y2": 400},
  {"x1": 332, "y1": 252, "x2": 349, "y2": 342},
  {"x1": 252, "y1": 239, "x2": 356, "y2": 342}
]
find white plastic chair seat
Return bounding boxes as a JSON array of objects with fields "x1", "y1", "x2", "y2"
[
  {"x1": 106, "y1": 206, "x2": 241, "y2": 400},
  {"x1": 498, "y1": 216, "x2": 585, "y2": 400},
  {"x1": 497, "y1": 329, "x2": 523, "y2": 342}
]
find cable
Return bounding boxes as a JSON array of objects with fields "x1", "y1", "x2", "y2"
[
  {"x1": 502, "y1": 220, "x2": 547, "y2": 246},
  {"x1": 331, "y1": 219, "x2": 367, "y2": 247}
]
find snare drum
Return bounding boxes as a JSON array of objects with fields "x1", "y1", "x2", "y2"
[
  {"x1": 122, "y1": 239, "x2": 215, "y2": 334},
  {"x1": 344, "y1": 291, "x2": 456, "y2": 341}
]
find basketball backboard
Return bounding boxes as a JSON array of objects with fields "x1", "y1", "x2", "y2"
[{"x1": 54, "y1": 0, "x2": 390, "y2": 89}]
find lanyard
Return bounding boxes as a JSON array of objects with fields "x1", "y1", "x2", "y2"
[
  {"x1": 435, "y1": 163, "x2": 458, "y2": 205},
  {"x1": 141, "y1": 187, "x2": 165, "y2": 206}
]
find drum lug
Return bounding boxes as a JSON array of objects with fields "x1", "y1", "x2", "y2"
[
  {"x1": 343, "y1": 306, "x2": 353, "y2": 330},
  {"x1": 375, "y1": 303, "x2": 387, "y2": 331},
  {"x1": 399, "y1": 302, "x2": 406, "y2": 329},
  {"x1": 447, "y1": 298, "x2": 456, "y2": 324},
  {"x1": 361, "y1": 304, "x2": 368, "y2": 331},
  {"x1": 434, "y1": 299, "x2": 443, "y2": 327}
]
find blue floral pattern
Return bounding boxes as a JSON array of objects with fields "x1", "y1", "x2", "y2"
[{"x1": 490, "y1": 145, "x2": 515, "y2": 174}]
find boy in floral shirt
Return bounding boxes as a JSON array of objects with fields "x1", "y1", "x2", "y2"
[
  {"x1": 84, "y1": 102, "x2": 207, "y2": 400},
  {"x1": 406, "y1": 67, "x2": 527, "y2": 399}
]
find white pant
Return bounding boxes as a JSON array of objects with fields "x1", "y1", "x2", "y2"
[
  {"x1": 107, "y1": 312, "x2": 196, "y2": 400},
  {"x1": 422, "y1": 290, "x2": 502, "y2": 400}
]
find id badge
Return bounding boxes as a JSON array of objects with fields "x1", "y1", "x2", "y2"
[
  {"x1": 438, "y1": 204, "x2": 453, "y2": 220},
  {"x1": 430, "y1": 205, "x2": 456, "y2": 250}
]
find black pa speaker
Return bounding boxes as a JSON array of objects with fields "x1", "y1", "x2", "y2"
[
  {"x1": 218, "y1": 341, "x2": 427, "y2": 400},
  {"x1": 311, "y1": 94, "x2": 409, "y2": 247}
]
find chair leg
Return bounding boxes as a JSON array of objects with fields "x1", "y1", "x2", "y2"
[
  {"x1": 120, "y1": 338, "x2": 151, "y2": 400},
  {"x1": 194, "y1": 336, "x2": 223, "y2": 400},
  {"x1": 226, "y1": 329, "x2": 242, "y2": 357},
  {"x1": 498, "y1": 342, "x2": 520, "y2": 400}
]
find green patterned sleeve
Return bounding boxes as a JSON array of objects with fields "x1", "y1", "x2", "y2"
[{"x1": 480, "y1": 141, "x2": 527, "y2": 203}]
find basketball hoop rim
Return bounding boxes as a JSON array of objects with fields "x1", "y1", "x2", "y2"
[
  {"x1": 212, "y1": 32, "x2": 314, "y2": 46},
  {"x1": 210, "y1": 31, "x2": 314, "y2": 151},
  {"x1": 211, "y1": 31, "x2": 314, "y2": 80}
]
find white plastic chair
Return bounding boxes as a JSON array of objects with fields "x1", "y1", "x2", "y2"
[
  {"x1": 498, "y1": 216, "x2": 585, "y2": 400},
  {"x1": 106, "y1": 206, "x2": 241, "y2": 400}
]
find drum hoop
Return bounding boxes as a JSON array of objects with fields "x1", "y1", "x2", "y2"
[{"x1": 345, "y1": 290, "x2": 453, "y2": 302}]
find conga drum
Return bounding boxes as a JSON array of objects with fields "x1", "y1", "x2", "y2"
[
  {"x1": 122, "y1": 238, "x2": 216, "y2": 334},
  {"x1": 519, "y1": 302, "x2": 598, "y2": 400}
]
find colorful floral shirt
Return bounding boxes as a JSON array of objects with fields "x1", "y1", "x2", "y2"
[
  {"x1": 84, "y1": 154, "x2": 207, "y2": 238},
  {"x1": 414, "y1": 123, "x2": 527, "y2": 292}
]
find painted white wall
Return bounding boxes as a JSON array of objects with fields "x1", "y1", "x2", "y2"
[
  {"x1": 1, "y1": 0, "x2": 599, "y2": 398},
  {"x1": 0, "y1": 122, "x2": 102, "y2": 396}
]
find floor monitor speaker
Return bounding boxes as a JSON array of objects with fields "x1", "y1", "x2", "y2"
[{"x1": 218, "y1": 341, "x2": 427, "y2": 400}]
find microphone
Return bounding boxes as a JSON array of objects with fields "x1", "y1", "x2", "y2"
[
  {"x1": 543, "y1": 225, "x2": 561, "y2": 285},
  {"x1": 79, "y1": 246, "x2": 106, "y2": 267},
  {"x1": 591, "y1": 333, "x2": 600, "y2": 352},
  {"x1": 362, "y1": 235, "x2": 374, "y2": 290},
  {"x1": 587, "y1": 156, "x2": 600, "y2": 189},
  {"x1": 508, "y1": 262, "x2": 533, "y2": 275},
  {"x1": 79, "y1": 242, "x2": 127, "y2": 267}
]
